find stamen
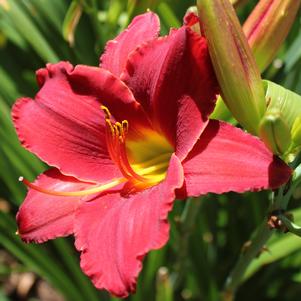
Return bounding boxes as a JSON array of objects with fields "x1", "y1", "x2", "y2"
[
  {"x1": 20, "y1": 176, "x2": 126, "y2": 197},
  {"x1": 105, "y1": 119, "x2": 115, "y2": 136},
  {"x1": 101, "y1": 105, "x2": 111, "y2": 119},
  {"x1": 105, "y1": 119, "x2": 118, "y2": 163},
  {"x1": 115, "y1": 122, "x2": 122, "y2": 137},
  {"x1": 118, "y1": 136, "x2": 151, "y2": 182},
  {"x1": 101, "y1": 105, "x2": 152, "y2": 182},
  {"x1": 122, "y1": 120, "x2": 128, "y2": 135}
]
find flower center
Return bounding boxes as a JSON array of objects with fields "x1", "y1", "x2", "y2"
[
  {"x1": 21, "y1": 106, "x2": 173, "y2": 196},
  {"x1": 101, "y1": 105, "x2": 173, "y2": 186}
]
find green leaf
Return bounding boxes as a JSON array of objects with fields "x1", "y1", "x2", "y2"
[
  {"x1": 244, "y1": 233, "x2": 301, "y2": 281},
  {"x1": 1, "y1": 0, "x2": 58, "y2": 62},
  {"x1": 156, "y1": 267, "x2": 173, "y2": 301},
  {"x1": 62, "y1": 0, "x2": 83, "y2": 46},
  {"x1": 0, "y1": 66, "x2": 20, "y2": 103},
  {"x1": 0, "y1": 290, "x2": 10, "y2": 301},
  {"x1": 52, "y1": 239, "x2": 100, "y2": 301},
  {"x1": 0, "y1": 16, "x2": 27, "y2": 49},
  {"x1": 244, "y1": 207, "x2": 301, "y2": 281},
  {"x1": 157, "y1": 2, "x2": 180, "y2": 28},
  {"x1": 25, "y1": 0, "x2": 66, "y2": 32},
  {"x1": 0, "y1": 213, "x2": 85, "y2": 301},
  {"x1": 284, "y1": 31, "x2": 301, "y2": 73}
]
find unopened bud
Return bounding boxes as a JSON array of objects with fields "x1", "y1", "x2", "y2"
[
  {"x1": 261, "y1": 80, "x2": 301, "y2": 155},
  {"x1": 197, "y1": 0, "x2": 266, "y2": 135},
  {"x1": 243, "y1": 0, "x2": 301, "y2": 72},
  {"x1": 259, "y1": 109, "x2": 291, "y2": 155}
]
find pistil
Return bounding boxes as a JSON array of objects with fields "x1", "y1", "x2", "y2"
[{"x1": 19, "y1": 176, "x2": 126, "y2": 197}]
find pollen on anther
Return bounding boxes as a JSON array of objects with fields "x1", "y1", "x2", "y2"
[
  {"x1": 122, "y1": 120, "x2": 129, "y2": 134},
  {"x1": 115, "y1": 122, "x2": 122, "y2": 136},
  {"x1": 100, "y1": 105, "x2": 111, "y2": 119},
  {"x1": 19, "y1": 176, "x2": 24, "y2": 182}
]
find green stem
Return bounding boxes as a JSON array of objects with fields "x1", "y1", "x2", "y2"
[
  {"x1": 222, "y1": 176, "x2": 297, "y2": 300},
  {"x1": 223, "y1": 221, "x2": 273, "y2": 300},
  {"x1": 279, "y1": 215, "x2": 301, "y2": 236},
  {"x1": 172, "y1": 197, "x2": 202, "y2": 289}
]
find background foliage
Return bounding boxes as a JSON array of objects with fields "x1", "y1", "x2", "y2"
[{"x1": 0, "y1": 0, "x2": 301, "y2": 300}]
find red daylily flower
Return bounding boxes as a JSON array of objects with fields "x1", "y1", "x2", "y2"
[{"x1": 12, "y1": 12, "x2": 291, "y2": 297}]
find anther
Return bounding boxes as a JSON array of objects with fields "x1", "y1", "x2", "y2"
[
  {"x1": 122, "y1": 120, "x2": 129, "y2": 134},
  {"x1": 101, "y1": 105, "x2": 111, "y2": 119},
  {"x1": 115, "y1": 122, "x2": 122, "y2": 136}
]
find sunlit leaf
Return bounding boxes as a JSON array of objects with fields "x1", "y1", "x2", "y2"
[{"x1": 62, "y1": 0, "x2": 83, "y2": 46}]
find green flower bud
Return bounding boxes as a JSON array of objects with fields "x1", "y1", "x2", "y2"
[
  {"x1": 260, "y1": 80, "x2": 301, "y2": 157},
  {"x1": 259, "y1": 109, "x2": 291, "y2": 155},
  {"x1": 197, "y1": 0, "x2": 266, "y2": 135},
  {"x1": 243, "y1": 0, "x2": 301, "y2": 72}
]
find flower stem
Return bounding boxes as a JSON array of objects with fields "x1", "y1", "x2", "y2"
[
  {"x1": 172, "y1": 197, "x2": 202, "y2": 289},
  {"x1": 222, "y1": 221, "x2": 273, "y2": 300},
  {"x1": 222, "y1": 179, "x2": 294, "y2": 300},
  {"x1": 278, "y1": 215, "x2": 301, "y2": 237}
]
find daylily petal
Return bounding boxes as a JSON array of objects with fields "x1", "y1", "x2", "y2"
[
  {"x1": 12, "y1": 62, "x2": 149, "y2": 183},
  {"x1": 17, "y1": 169, "x2": 93, "y2": 243},
  {"x1": 180, "y1": 120, "x2": 291, "y2": 196},
  {"x1": 122, "y1": 26, "x2": 218, "y2": 160},
  {"x1": 74, "y1": 155, "x2": 184, "y2": 297},
  {"x1": 100, "y1": 12, "x2": 160, "y2": 77}
]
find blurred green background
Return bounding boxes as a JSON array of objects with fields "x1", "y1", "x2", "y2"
[{"x1": 1, "y1": 0, "x2": 301, "y2": 300}]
